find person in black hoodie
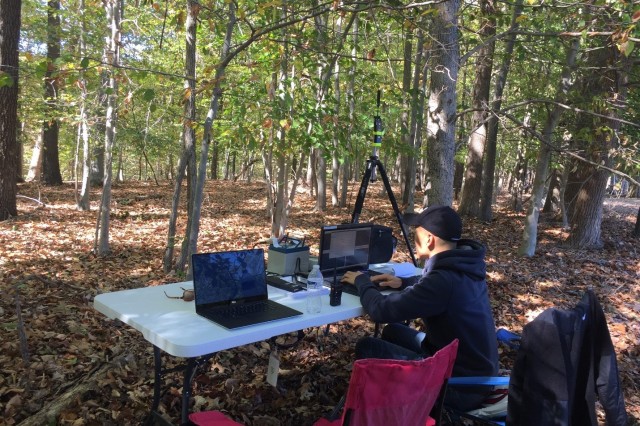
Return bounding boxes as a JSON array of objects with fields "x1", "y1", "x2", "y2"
[{"x1": 341, "y1": 205, "x2": 499, "y2": 411}]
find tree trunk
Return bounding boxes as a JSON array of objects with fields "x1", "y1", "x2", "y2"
[
  {"x1": 633, "y1": 206, "x2": 639, "y2": 238},
  {"x1": 41, "y1": 0, "x2": 63, "y2": 186},
  {"x1": 96, "y1": 0, "x2": 121, "y2": 256},
  {"x1": 331, "y1": 11, "x2": 343, "y2": 207},
  {"x1": 316, "y1": 150, "x2": 327, "y2": 212},
  {"x1": 163, "y1": 1, "x2": 199, "y2": 272},
  {"x1": 400, "y1": 29, "x2": 413, "y2": 205},
  {"x1": 542, "y1": 168, "x2": 560, "y2": 213},
  {"x1": 458, "y1": 0, "x2": 496, "y2": 217},
  {"x1": 479, "y1": 0, "x2": 523, "y2": 221},
  {"x1": 272, "y1": 5, "x2": 291, "y2": 238},
  {"x1": 77, "y1": 0, "x2": 91, "y2": 211},
  {"x1": 183, "y1": 1, "x2": 236, "y2": 277},
  {"x1": 425, "y1": 0, "x2": 460, "y2": 207},
  {"x1": 0, "y1": 0, "x2": 21, "y2": 221},
  {"x1": 26, "y1": 138, "x2": 43, "y2": 182},
  {"x1": 519, "y1": 37, "x2": 580, "y2": 256},
  {"x1": 510, "y1": 143, "x2": 526, "y2": 212},
  {"x1": 341, "y1": 15, "x2": 358, "y2": 208},
  {"x1": 566, "y1": 41, "x2": 628, "y2": 249}
]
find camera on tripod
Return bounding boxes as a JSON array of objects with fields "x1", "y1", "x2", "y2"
[{"x1": 350, "y1": 89, "x2": 417, "y2": 266}]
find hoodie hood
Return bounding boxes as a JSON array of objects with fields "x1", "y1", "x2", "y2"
[{"x1": 423, "y1": 238, "x2": 486, "y2": 281}]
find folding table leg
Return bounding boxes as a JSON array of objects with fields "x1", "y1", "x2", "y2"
[
  {"x1": 141, "y1": 346, "x2": 165, "y2": 426},
  {"x1": 145, "y1": 346, "x2": 215, "y2": 425},
  {"x1": 181, "y1": 358, "x2": 199, "y2": 425}
]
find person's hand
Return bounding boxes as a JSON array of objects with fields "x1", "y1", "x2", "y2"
[
  {"x1": 371, "y1": 273, "x2": 402, "y2": 289},
  {"x1": 341, "y1": 270, "x2": 363, "y2": 285}
]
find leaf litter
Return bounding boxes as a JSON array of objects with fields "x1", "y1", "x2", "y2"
[{"x1": 0, "y1": 181, "x2": 638, "y2": 425}]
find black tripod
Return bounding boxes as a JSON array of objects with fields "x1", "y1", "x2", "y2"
[{"x1": 351, "y1": 91, "x2": 417, "y2": 266}]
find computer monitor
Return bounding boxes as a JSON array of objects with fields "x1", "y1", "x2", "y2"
[{"x1": 318, "y1": 223, "x2": 373, "y2": 276}]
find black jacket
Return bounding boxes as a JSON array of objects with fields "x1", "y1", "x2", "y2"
[
  {"x1": 354, "y1": 239, "x2": 499, "y2": 378},
  {"x1": 507, "y1": 290, "x2": 627, "y2": 426}
]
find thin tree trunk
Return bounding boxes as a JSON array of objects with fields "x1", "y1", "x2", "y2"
[
  {"x1": 41, "y1": 0, "x2": 63, "y2": 186},
  {"x1": 458, "y1": 0, "x2": 496, "y2": 217},
  {"x1": 272, "y1": 11, "x2": 289, "y2": 238},
  {"x1": 331, "y1": 11, "x2": 343, "y2": 207},
  {"x1": 96, "y1": 0, "x2": 121, "y2": 256},
  {"x1": 183, "y1": 2, "x2": 236, "y2": 278},
  {"x1": 26, "y1": 138, "x2": 43, "y2": 182},
  {"x1": 479, "y1": 0, "x2": 523, "y2": 220},
  {"x1": 77, "y1": 6, "x2": 91, "y2": 212},
  {"x1": 405, "y1": 29, "x2": 425, "y2": 213},
  {"x1": 341, "y1": 15, "x2": 358, "y2": 208},
  {"x1": 519, "y1": 37, "x2": 580, "y2": 256},
  {"x1": 542, "y1": 168, "x2": 560, "y2": 213},
  {"x1": 0, "y1": 0, "x2": 21, "y2": 220},
  {"x1": 400, "y1": 28, "x2": 414, "y2": 205}
]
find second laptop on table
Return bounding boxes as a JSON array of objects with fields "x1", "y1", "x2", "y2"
[{"x1": 192, "y1": 248, "x2": 303, "y2": 329}]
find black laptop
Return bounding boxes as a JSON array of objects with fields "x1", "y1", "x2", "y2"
[
  {"x1": 318, "y1": 223, "x2": 394, "y2": 295},
  {"x1": 192, "y1": 249, "x2": 302, "y2": 329}
]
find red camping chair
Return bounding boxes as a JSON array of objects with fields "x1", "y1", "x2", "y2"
[{"x1": 314, "y1": 339, "x2": 458, "y2": 426}]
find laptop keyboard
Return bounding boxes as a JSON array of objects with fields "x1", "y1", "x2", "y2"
[
  {"x1": 209, "y1": 301, "x2": 275, "y2": 318},
  {"x1": 328, "y1": 270, "x2": 386, "y2": 295}
]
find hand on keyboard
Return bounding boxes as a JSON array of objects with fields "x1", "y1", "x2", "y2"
[{"x1": 369, "y1": 273, "x2": 403, "y2": 290}]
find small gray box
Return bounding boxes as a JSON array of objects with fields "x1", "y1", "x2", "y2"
[{"x1": 267, "y1": 245, "x2": 309, "y2": 276}]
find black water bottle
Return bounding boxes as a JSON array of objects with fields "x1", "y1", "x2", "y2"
[{"x1": 330, "y1": 270, "x2": 343, "y2": 306}]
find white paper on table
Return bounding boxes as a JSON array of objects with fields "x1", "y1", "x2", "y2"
[
  {"x1": 369, "y1": 262, "x2": 419, "y2": 278},
  {"x1": 390, "y1": 262, "x2": 419, "y2": 277}
]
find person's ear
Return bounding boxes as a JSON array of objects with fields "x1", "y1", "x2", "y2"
[{"x1": 427, "y1": 232, "x2": 436, "y2": 249}]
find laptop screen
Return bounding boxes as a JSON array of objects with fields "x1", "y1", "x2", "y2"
[
  {"x1": 318, "y1": 223, "x2": 373, "y2": 276},
  {"x1": 192, "y1": 249, "x2": 267, "y2": 307}
]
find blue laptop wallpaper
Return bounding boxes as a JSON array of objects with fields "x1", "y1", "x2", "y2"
[{"x1": 192, "y1": 249, "x2": 266, "y2": 306}]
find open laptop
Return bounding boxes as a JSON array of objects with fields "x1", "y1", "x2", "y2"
[
  {"x1": 192, "y1": 249, "x2": 302, "y2": 329},
  {"x1": 318, "y1": 223, "x2": 374, "y2": 292},
  {"x1": 318, "y1": 223, "x2": 398, "y2": 295}
]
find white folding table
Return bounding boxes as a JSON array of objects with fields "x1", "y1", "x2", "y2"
[{"x1": 94, "y1": 281, "x2": 365, "y2": 424}]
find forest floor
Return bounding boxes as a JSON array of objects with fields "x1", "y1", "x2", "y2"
[{"x1": 1, "y1": 180, "x2": 639, "y2": 426}]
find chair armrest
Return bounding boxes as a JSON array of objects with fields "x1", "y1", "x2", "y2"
[{"x1": 447, "y1": 376, "x2": 509, "y2": 386}]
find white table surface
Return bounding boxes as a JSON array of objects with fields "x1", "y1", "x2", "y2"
[{"x1": 94, "y1": 281, "x2": 365, "y2": 358}]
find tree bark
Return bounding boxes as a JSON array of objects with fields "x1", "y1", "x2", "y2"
[
  {"x1": 165, "y1": 0, "x2": 200, "y2": 273},
  {"x1": 400, "y1": 28, "x2": 413, "y2": 205},
  {"x1": 518, "y1": 37, "x2": 580, "y2": 256},
  {"x1": 479, "y1": 0, "x2": 523, "y2": 220},
  {"x1": 565, "y1": 38, "x2": 629, "y2": 249},
  {"x1": 458, "y1": 0, "x2": 496, "y2": 217},
  {"x1": 425, "y1": 0, "x2": 460, "y2": 207},
  {"x1": 0, "y1": 0, "x2": 21, "y2": 221},
  {"x1": 542, "y1": 168, "x2": 560, "y2": 213},
  {"x1": 183, "y1": 1, "x2": 236, "y2": 277},
  {"x1": 96, "y1": 0, "x2": 121, "y2": 256},
  {"x1": 77, "y1": 1, "x2": 91, "y2": 211},
  {"x1": 41, "y1": 0, "x2": 63, "y2": 186},
  {"x1": 405, "y1": 29, "x2": 425, "y2": 214}
]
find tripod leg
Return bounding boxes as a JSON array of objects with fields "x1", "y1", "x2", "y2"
[
  {"x1": 375, "y1": 160, "x2": 418, "y2": 266},
  {"x1": 351, "y1": 158, "x2": 374, "y2": 224}
]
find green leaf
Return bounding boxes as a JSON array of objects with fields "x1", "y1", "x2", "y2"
[
  {"x1": 35, "y1": 60, "x2": 49, "y2": 77},
  {"x1": 0, "y1": 71, "x2": 14, "y2": 88},
  {"x1": 80, "y1": 57, "x2": 90, "y2": 68},
  {"x1": 143, "y1": 89, "x2": 155, "y2": 101}
]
